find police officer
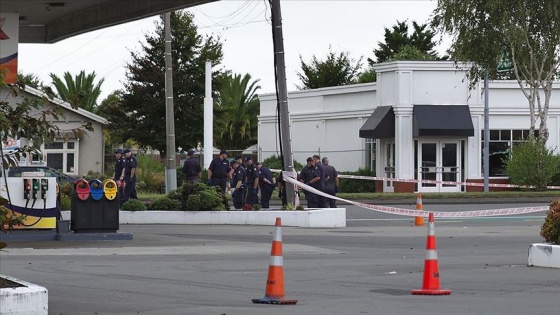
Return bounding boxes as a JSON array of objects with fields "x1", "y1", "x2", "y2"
[
  {"x1": 182, "y1": 149, "x2": 201, "y2": 184},
  {"x1": 298, "y1": 157, "x2": 319, "y2": 208},
  {"x1": 243, "y1": 156, "x2": 259, "y2": 210},
  {"x1": 256, "y1": 162, "x2": 275, "y2": 209},
  {"x1": 112, "y1": 149, "x2": 126, "y2": 181},
  {"x1": 322, "y1": 156, "x2": 339, "y2": 208},
  {"x1": 208, "y1": 149, "x2": 230, "y2": 193},
  {"x1": 121, "y1": 149, "x2": 138, "y2": 205},
  {"x1": 113, "y1": 149, "x2": 126, "y2": 204},
  {"x1": 312, "y1": 155, "x2": 328, "y2": 208},
  {"x1": 230, "y1": 160, "x2": 246, "y2": 209}
]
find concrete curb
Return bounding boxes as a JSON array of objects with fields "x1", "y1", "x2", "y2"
[
  {"x1": 528, "y1": 243, "x2": 560, "y2": 268},
  {"x1": 60, "y1": 208, "x2": 347, "y2": 228},
  {"x1": 0, "y1": 274, "x2": 48, "y2": 315}
]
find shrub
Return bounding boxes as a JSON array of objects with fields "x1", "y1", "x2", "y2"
[
  {"x1": 186, "y1": 194, "x2": 201, "y2": 211},
  {"x1": 59, "y1": 194, "x2": 71, "y2": 211},
  {"x1": 505, "y1": 139, "x2": 559, "y2": 191},
  {"x1": 135, "y1": 154, "x2": 165, "y2": 193},
  {"x1": 339, "y1": 168, "x2": 376, "y2": 193},
  {"x1": 262, "y1": 155, "x2": 304, "y2": 172},
  {"x1": 181, "y1": 182, "x2": 227, "y2": 210},
  {"x1": 148, "y1": 197, "x2": 182, "y2": 210},
  {"x1": 541, "y1": 200, "x2": 560, "y2": 245},
  {"x1": 121, "y1": 199, "x2": 147, "y2": 211},
  {"x1": 59, "y1": 183, "x2": 73, "y2": 198},
  {"x1": 83, "y1": 171, "x2": 107, "y2": 181},
  {"x1": 199, "y1": 190, "x2": 221, "y2": 210}
]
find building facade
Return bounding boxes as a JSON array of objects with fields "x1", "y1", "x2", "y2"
[
  {"x1": 1, "y1": 85, "x2": 107, "y2": 176},
  {"x1": 258, "y1": 61, "x2": 560, "y2": 193}
]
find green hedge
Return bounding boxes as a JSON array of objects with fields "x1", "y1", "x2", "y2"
[{"x1": 338, "y1": 168, "x2": 376, "y2": 193}]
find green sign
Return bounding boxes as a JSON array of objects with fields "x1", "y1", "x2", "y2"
[{"x1": 497, "y1": 48, "x2": 513, "y2": 72}]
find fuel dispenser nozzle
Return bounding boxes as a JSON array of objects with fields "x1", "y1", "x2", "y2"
[{"x1": 41, "y1": 179, "x2": 48, "y2": 199}]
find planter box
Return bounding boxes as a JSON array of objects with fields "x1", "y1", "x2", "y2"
[
  {"x1": 0, "y1": 275, "x2": 48, "y2": 315},
  {"x1": 62, "y1": 208, "x2": 346, "y2": 228},
  {"x1": 528, "y1": 243, "x2": 560, "y2": 268}
]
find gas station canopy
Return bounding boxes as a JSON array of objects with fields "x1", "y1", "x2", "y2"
[{"x1": 1, "y1": 0, "x2": 217, "y2": 43}]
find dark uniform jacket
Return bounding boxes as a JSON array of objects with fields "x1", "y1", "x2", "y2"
[
  {"x1": 182, "y1": 157, "x2": 201, "y2": 181},
  {"x1": 209, "y1": 157, "x2": 230, "y2": 178}
]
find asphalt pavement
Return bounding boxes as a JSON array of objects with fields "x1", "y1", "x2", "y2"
[{"x1": 1, "y1": 201, "x2": 557, "y2": 315}]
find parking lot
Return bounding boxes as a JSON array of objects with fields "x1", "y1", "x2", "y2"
[{"x1": 1, "y1": 203, "x2": 557, "y2": 315}]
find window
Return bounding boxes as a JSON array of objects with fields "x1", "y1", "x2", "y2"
[
  {"x1": 481, "y1": 129, "x2": 537, "y2": 176},
  {"x1": 43, "y1": 141, "x2": 78, "y2": 175},
  {"x1": 365, "y1": 138, "x2": 376, "y2": 171}
]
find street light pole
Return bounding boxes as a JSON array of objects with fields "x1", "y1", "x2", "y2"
[{"x1": 164, "y1": 12, "x2": 177, "y2": 193}]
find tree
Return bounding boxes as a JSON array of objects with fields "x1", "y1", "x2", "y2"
[
  {"x1": 357, "y1": 67, "x2": 377, "y2": 83},
  {"x1": 97, "y1": 90, "x2": 123, "y2": 153},
  {"x1": 370, "y1": 20, "x2": 441, "y2": 65},
  {"x1": 17, "y1": 72, "x2": 44, "y2": 89},
  {"x1": 49, "y1": 70, "x2": 104, "y2": 113},
  {"x1": 214, "y1": 73, "x2": 260, "y2": 154},
  {"x1": 432, "y1": 0, "x2": 560, "y2": 142},
  {"x1": 297, "y1": 47, "x2": 362, "y2": 90},
  {"x1": 108, "y1": 11, "x2": 223, "y2": 154},
  {"x1": 505, "y1": 139, "x2": 558, "y2": 191}
]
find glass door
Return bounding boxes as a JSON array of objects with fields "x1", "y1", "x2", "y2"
[
  {"x1": 418, "y1": 141, "x2": 461, "y2": 192},
  {"x1": 384, "y1": 142, "x2": 395, "y2": 192}
]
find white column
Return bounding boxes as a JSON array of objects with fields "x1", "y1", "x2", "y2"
[
  {"x1": 393, "y1": 106, "x2": 414, "y2": 180},
  {"x1": 203, "y1": 61, "x2": 213, "y2": 169}
]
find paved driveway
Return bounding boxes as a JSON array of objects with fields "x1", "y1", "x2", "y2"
[{"x1": 1, "y1": 203, "x2": 556, "y2": 315}]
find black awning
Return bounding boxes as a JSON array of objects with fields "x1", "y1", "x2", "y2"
[
  {"x1": 359, "y1": 106, "x2": 395, "y2": 139},
  {"x1": 413, "y1": 105, "x2": 474, "y2": 137}
]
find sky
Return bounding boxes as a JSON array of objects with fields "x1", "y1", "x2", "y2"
[{"x1": 17, "y1": 0, "x2": 447, "y2": 101}]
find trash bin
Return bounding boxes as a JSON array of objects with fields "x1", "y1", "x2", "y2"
[
  {"x1": 102, "y1": 179, "x2": 119, "y2": 231},
  {"x1": 89, "y1": 179, "x2": 104, "y2": 229},
  {"x1": 71, "y1": 179, "x2": 91, "y2": 232}
]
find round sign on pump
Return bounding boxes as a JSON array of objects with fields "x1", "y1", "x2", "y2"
[
  {"x1": 102, "y1": 179, "x2": 118, "y2": 200},
  {"x1": 75, "y1": 179, "x2": 90, "y2": 201},
  {"x1": 89, "y1": 179, "x2": 103, "y2": 201}
]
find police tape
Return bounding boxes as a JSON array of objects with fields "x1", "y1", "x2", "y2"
[
  {"x1": 272, "y1": 168, "x2": 560, "y2": 190},
  {"x1": 281, "y1": 175, "x2": 549, "y2": 218}
]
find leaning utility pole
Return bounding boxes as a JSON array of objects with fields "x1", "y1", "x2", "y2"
[
  {"x1": 271, "y1": 0, "x2": 295, "y2": 205},
  {"x1": 164, "y1": 12, "x2": 177, "y2": 193}
]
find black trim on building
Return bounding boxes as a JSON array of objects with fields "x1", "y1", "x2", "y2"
[
  {"x1": 359, "y1": 106, "x2": 395, "y2": 139},
  {"x1": 413, "y1": 105, "x2": 474, "y2": 137}
]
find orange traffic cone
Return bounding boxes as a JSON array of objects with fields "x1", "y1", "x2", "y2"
[
  {"x1": 411, "y1": 213, "x2": 451, "y2": 295},
  {"x1": 415, "y1": 194, "x2": 424, "y2": 226},
  {"x1": 252, "y1": 217, "x2": 298, "y2": 305}
]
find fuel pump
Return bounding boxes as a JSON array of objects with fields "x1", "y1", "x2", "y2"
[
  {"x1": 41, "y1": 179, "x2": 49, "y2": 200},
  {"x1": 32, "y1": 178, "x2": 40, "y2": 201},
  {"x1": 23, "y1": 179, "x2": 31, "y2": 200},
  {"x1": 3, "y1": 177, "x2": 57, "y2": 229}
]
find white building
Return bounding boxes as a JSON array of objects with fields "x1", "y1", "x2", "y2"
[
  {"x1": 258, "y1": 61, "x2": 560, "y2": 193},
  {"x1": 1, "y1": 85, "x2": 108, "y2": 176}
]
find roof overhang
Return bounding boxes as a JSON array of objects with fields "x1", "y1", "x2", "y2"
[
  {"x1": 359, "y1": 106, "x2": 395, "y2": 139},
  {"x1": 1, "y1": 0, "x2": 218, "y2": 43},
  {"x1": 413, "y1": 105, "x2": 474, "y2": 137}
]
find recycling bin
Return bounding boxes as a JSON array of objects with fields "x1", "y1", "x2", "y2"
[
  {"x1": 102, "y1": 179, "x2": 119, "y2": 231},
  {"x1": 71, "y1": 179, "x2": 91, "y2": 232},
  {"x1": 89, "y1": 179, "x2": 104, "y2": 229}
]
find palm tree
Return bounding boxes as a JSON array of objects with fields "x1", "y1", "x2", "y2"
[
  {"x1": 49, "y1": 70, "x2": 104, "y2": 113},
  {"x1": 214, "y1": 73, "x2": 261, "y2": 154}
]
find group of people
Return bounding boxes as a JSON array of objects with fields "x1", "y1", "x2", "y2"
[
  {"x1": 112, "y1": 148, "x2": 138, "y2": 206},
  {"x1": 181, "y1": 149, "x2": 340, "y2": 210},
  {"x1": 298, "y1": 155, "x2": 339, "y2": 208},
  {"x1": 187, "y1": 149, "x2": 275, "y2": 210}
]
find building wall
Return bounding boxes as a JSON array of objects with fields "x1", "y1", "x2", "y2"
[
  {"x1": 257, "y1": 61, "x2": 560, "y2": 191},
  {"x1": 259, "y1": 84, "x2": 377, "y2": 171},
  {"x1": 0, "y1": 87, "x2": 106, "y2": 175}
]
